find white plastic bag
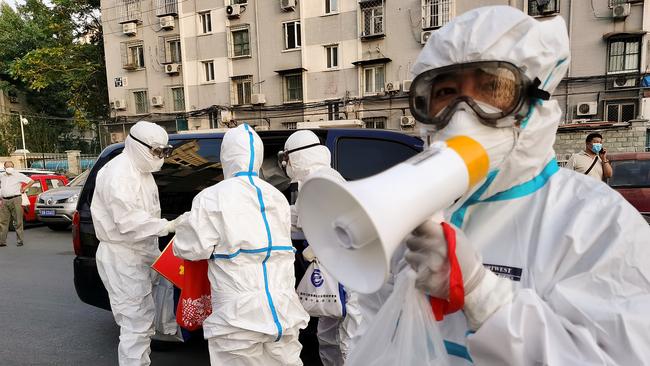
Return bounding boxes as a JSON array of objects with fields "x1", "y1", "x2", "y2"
[
  {"x1": 152, "y1": 276, "x2": 184, "y2": 342},
  {"x1": 297, "y1": 259, "x2": 346, "y2": 318},
  {"x1": 346, "y1": 269, "x2": 450, "y2": 366},
  {"x1": 21, "y1": 193, "x2": 29, "y2": 207}
]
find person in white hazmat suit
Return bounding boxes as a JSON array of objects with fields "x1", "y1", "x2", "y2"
[
  {"x1": 173, "y1": 124, "x2": 309, "y2": 365},
  {"x1": 91, "y1": 121, "x2": 180, "y2": 366},
  {"x1": 366, "y1": 5, "x2": 650, "y2": 365},
  {"x1": 279, "y1": 130, "x2": 363, "y2": 366}
]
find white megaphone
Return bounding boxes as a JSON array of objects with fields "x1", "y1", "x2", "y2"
[{"x1": 297, "y1": 136, "x2": 489, "y2": 294}]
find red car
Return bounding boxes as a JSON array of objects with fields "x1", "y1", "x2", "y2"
[
  {"x1": 608, "y1": 152, "x2": 650, "y2": 223},
  {"x1": 21, "y1": 173, "x2": 69, "y2": 223}
]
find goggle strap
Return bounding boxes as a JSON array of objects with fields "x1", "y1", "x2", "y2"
[
  {"x1": 128, "y1": 133, "x2": 152, "y2": 149},
  {"x1": 527, "y1": 78, "x2": 550, "y2": 101},
  {"x1": 285, "y1": 143, "x2": 321, "y2": 155}
]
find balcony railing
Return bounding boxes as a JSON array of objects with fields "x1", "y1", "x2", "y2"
[{"x1": 155, "y1": 0, "x2": 178, "y2": 17}]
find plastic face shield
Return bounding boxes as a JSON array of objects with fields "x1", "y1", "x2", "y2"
[{"x1": 408, "y1": 61, "x2": 549, "y2": 129}]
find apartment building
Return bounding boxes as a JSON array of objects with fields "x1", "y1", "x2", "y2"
[{"x1": 101, "y1": 0, "x2": 650, "y2": 153}]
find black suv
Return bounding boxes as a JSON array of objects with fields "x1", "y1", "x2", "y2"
[{"x1": 72, "y1": 128, "x2": 422, "y2": 355}]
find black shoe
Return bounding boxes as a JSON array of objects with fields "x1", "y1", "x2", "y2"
[
  {"x1": 0, "y1": 243, "x2": 6, "y2": 247},
  {"x1": 16, "y1": 242, "x2": 23, "y2": 247}
]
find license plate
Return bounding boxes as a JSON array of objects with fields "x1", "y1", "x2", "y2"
[{"x1": 39, "y1": 210, "x2": 56, "y2": 216}]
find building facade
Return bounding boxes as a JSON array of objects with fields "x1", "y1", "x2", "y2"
[{"x1": 100, "y1": 0, "x2": 650, "y2": 154}]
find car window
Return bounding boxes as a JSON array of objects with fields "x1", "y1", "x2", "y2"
[
  {"x1": 69, "y1": 170, "x2": 89, "y2": 187},
  {"x1": 47, "y1": 179, "x2": 64, "y2": 189},
  {"x1": 335, "y1": 137, "x2": 419, "y2": 180},
  {"x1": 610, "y1": 160, "x2": 650, "y2": 187},
  {"x1": 26, "y1": 181, "x2": 43, "y2": 196}
]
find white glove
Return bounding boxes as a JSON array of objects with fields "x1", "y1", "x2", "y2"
[
  {"x1": 165, "y1": 213, "x2": 187, "y2": 234},
  {"x1": 404, "y1": 220, "x2": 513, "y2": 330},
  {"x1": 302, "y1": 245, "x2": 316, "y2": 262}
]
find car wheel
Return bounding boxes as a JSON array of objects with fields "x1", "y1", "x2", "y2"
[{"x1": 47, "y1": 224, "x2": 70, "y2": 231}]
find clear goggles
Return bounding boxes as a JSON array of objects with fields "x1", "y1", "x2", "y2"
[
  {"x1": 129, "y1": 133, "x2": 174, "y2": 159},
  {"x1": 277, "y1": 143, "x2": 321, "y2": 169},
  {"x1": 408, "y1": 61, "x2": 550, "y2": 129}
]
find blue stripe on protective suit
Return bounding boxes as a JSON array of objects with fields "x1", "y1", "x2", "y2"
[
  {"x1": 234, "y1": 171, "x2": 259, "y2": 177},
  {"x1": 451, "y1": 159, "x2": 559, "y2": 228},
  {"x1": 210, "y1": 246, "x2": 295, "y2": 260},
  {"x1": 243, "y1": 124, "x2": 284, "y2": 342},
  {"x1": 444, "y1": 340, "x2": 473, "y2": 362}
]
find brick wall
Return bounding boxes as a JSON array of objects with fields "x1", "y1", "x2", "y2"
[{"x1": 553, "y1": 119, "x2": 649, "y2": 164}]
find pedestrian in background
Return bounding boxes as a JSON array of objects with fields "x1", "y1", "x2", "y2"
[
  {"x1": 566, "y1": 132, "x2": 612, "y2": 181},
  {"x1": 0, "y1": 161, "x2": 34, "y2": 247}
]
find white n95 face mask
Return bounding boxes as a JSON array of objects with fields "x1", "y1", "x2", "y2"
[
  {"x1": 5, "y1": 167, "x2": 15, "y2": 174},
  {"x1": 433, "y1": 104, "x2": 517, "y2": 172}
]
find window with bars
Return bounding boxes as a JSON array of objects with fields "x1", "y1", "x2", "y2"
[
  {"x1": 283, "y1": 21, "x2": 301, "y2": 50},
  {"x1": 119, "y1": 0, "x2": 141, "y2": 23},
  {"x1": 160, "y1": 37, "x2": 181, "y2": 64},
  {"x1": 231, "y1": 26, "x2": 251, "y2": 57},
  {"x1": 422, "y1": 0, "x2": 453, "y2": 29},
  {"x1": 528, "y1": 0, "x2": 560, "y2": 16},
  {"x1": 327, "y1": 102, "x2": 340, "y2": 120},
  {"x1": 121, "y1": 41, "x2": 145, "y2": 70},
  {"x1": 155, "y1": 0, "x2": 177, "y2": 16},
  {"x1": 609, "y1": 0, "x2": 635, "y2": 7},
  {"x1": 171, "y1": 87, "x2": 185, "y2": 111},
  {"x1": 232, "y1": 76, "x2": 252, "y2": 105},
  {"x1": 363, "y1": 116, "x2": 386, "y2": 129},
  {"x1": 646, "y1": 129, "x2": 650, "y2": 151},
  {"x1": 325, "y1": 45, "x2": 338, "y2": 69},
  {"x1": 284, "y1": 74, "x2": 303, "y2": 103},
  {"x1": 361, "y1": 0, "x2": 384, "y2": 37},
  {"x1": 202, "y1": 60, "x2": 215, "y2": 82},
  {"x1": 606, "y1": 101, "x2": 636, "y2": 122},
  {"x1": 363, "y1": 65, "x2": 385, "y2": 94},
  {"x1": 231, "y1": 0, "x2": 247, "y2": 4},
  {"x1": 608, "y1": 37, "x2": 640, "y2": 74},
  {"x1": 283, "y1": 122, "x2": 298, "y2": 130},
  {"x1": 325, "y1": 0, "x2": 338, "y2": 14},
  {"x1": 199, "y1": 11, "x2": 212, "y2": 34},
  {"x1": 133, "y1": 90, "x2": 148, "y2": 114}
]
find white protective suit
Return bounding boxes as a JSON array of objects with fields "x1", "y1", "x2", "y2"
[
  {"x1": 91, "y1": 121, "x2": 176, "y2": 366},
  {"x1": 173, "y1": 124, "x2": 309, "y2": 366},
  {"x1": 362, "y1": 6, "x2": 650, "y2": 365},
  {"x1": 284, "y1": 130, "x2": 363, "y2": 366}
]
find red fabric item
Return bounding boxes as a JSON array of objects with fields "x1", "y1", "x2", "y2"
[
  {"x1": 176, "y1": 259, "x2": 212, "y2": 331},
  {"x1": 152, "y1": 239, "x2": 184, "y2": 288},
  {"x1": 429, "y1": 222, "x2": 465, "y2": 321}
]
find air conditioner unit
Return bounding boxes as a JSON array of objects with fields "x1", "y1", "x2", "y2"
[
  {"x1": 165, "y1": 63, "x2": 181, "y2": 74},
  {"x1": 151, "y1": 96, "x2": 164, "y2": 107},
  {"x1": 122, "y1": 22, "x2": 137, "y2": 36},
  {"x1": 612, "y1": 3, "x2": 631, "y2": 18},
  {"x1": 402, "y1": 79, "x2": 413, "y2": 93},
  {"x1": 113, "y1": 99, "x2": 127, "y2": 110},
  {"x1": 159, "y1": 15, "x2": 174, "y2": 30},
  {"x1": 280, "y1": 0, "x2": 296, "y2": 11},
  {"x1": 385, "y1": 81, "x2": 401, "y2": 93},
  {"x1": 400, "y1": 116, "x2": 416, "y2": 127},
  {"x1": 576, "y1": 102, "x2": 597, "y2": 116},
  {"x1": 251, "y1": 93, "x2": 266, "y2": 105},
  {"x1": 226, "y1": 4, "x2": 242, "y2": 18},
  {"x1": 221, "y1": 111, "x2": 232, "y2": 123},
  {"x1": 421, "y1": 30, "x2": 433, "y2": 45},
  {"x1": 613, "y1": 76, "x2": 635, "y2": 88}
]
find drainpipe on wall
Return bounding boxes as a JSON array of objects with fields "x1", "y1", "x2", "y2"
[
  {"x1": 254, "y1": 0, "x2": 262, "y2": 95},
  {"x1": 566, "y1": 0, "x2": 573, "y2": 123}
]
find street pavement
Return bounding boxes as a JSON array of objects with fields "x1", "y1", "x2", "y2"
[{"x1": 0, "y1": 225, "x2": 210, "y2": 366}]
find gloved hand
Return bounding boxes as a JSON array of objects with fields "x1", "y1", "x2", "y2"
[
  {"x1": 302, "y1": 245, "x2": 316, "y2": 262},
  {"x1": 405, "y1": 220, "x2": 513, "y2": 330},
  {"x1": 165, "y1": 213, "x2": 187, "y2": 234}
]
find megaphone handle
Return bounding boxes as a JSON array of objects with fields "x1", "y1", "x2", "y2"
[{"x1": 429, "y1": 222, "x2": 465, "y2": 321}]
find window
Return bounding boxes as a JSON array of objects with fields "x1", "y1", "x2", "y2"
[
  {"x1": 361, "y1": 0, "x2": 384, "y2": 37},
  {"x1": 122, "y1": 42, "x2": 145, "y2": 69},
  {"x1": 363, "y1": 116, "x2": 386, "y2": 129},
  {"x1": 231, "y1": 0, "x2": 247, "y2": 4},
  {"x1": 26, "y1": 181, "x2": 43, "y2": 196},
  {"x1": 134, "y1": 90, "x2": 149, "y2": 114},
  {"x1": 232, "y1": 76, "x2": 252, "y2": 105},
  {"x1": 647, "y1": 129, "x2": 650, "y2": 152},
  {"x1": 155, "y1": 0, "x2": 178, "y2": 16},
  {"x1": 231, "y1": 27, "x2": 250, "y2": 57},
  {"x1": 325, "y1": 0, "x2": 338, "y2": 14},
  {"x1": 325, "y1": 45, "x2": 338, "y2": 69},
  {"x1": 46, "y1": 179, "x2": 64, "y2": 189},
  {"x1": 609, "y1": 160, "x2": 650, "y2": 187},
  {"x1": 283, "y1": 21, "x2": 301, "y2": 50},
  {"x1": 608, "y1": 38, "x2": 640, "y2": 74},
  {"x1": 167, "y1": 38, "x2": 181, "y2": 63},
  {"x1": 202, "y1": 60, "x2": 215, "y2": 82},
  {"x1": 119, "y1": 0, "x2": 141, "y2": 23},
  {"x1": 199, "y1": 11, "x2": 212, "y2": 34},
  {"x1": 528, "y1": 0, "x2": 559, "y2": 16},
  {"x1": 284, "y1": 74, "x2": 303, "y2": 102},
  {"x1": 606, "y1": 101, "x2": 636, "y2": 122},
  {"x1": 336, "y1": 137, "x2": 418, "y2": 180},
  {"x1": 327, "y1": 102, "x2": 340, "y2": 120},
  {"x1": 422, "y1": 0, "x2": 453, "y2": 29},
  {"x1": 176, "y1": 117, "x2": 188, "y2": 131},
  {"x1": 363, "y1": 65, "x2": 385, "y2": 94},
  {"x1": 171, "y1": 87, "x2": 185, "y2": 111},
  {"x1": 283, "y1": 122, "x2": 298, "y2": 130}
]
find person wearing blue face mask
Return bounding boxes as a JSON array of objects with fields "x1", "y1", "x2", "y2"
[{"x1": 566, "y1": 132, "x2": 612, "y2": 181}]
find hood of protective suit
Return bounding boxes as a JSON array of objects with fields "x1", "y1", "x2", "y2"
[
  {"x1": 412, "y1": 5, "x2": 569, "y2": 198},
  {"x1": 285, "y1": 130, "x2": 332, "y2": 186},
  {"x1": 221, "y1": 124, "x2": 264, "y2": 179},
  {"x1": 124, "y1": 121, "x2": 169, "y2": 173}
]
